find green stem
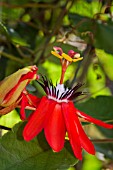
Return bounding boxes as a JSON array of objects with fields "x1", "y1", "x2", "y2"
[
  {"x1": 0, "y1": 51, "x2": 24, "y2": 64},
  {"x1": 0, "y1": 2, "x2": 58, "y2": 9}
]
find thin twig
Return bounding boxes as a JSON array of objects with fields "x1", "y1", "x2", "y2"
[
  {"x1": 17, "y1": 105, "x2": 36, "y2": 111},
  {"x1": 0, "y1": 2, "x2": 59, "y2": 9},
  {"x1": 0, "y1": 51, "x2": 24, "y2": 64},
  {"x1": 92, "y1": 138, "x2": 113, "y2": 143},
  {"x1": 16, "y1": 45, "x2": 31, "y2": 59}
]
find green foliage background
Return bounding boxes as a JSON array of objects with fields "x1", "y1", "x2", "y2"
[{"x1": 0, "y1": 0, "x2": 113, "y2": 169}]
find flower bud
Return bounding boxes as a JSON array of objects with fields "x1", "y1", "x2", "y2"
[{"x1": 0, "y1": 65, "x2": 38, "y2": 115}]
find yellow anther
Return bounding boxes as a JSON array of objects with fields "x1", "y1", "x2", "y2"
[
  {"x1": 51, "y1": 51, "x2": 63, "y2": 59},
  {"x1": 62, "y1": 53, "x2": 72, "y2": 62},
  {"x1": 72, "y1": 57, "x2": 83, "y2": 62}
]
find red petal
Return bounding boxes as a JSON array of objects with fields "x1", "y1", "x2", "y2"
[
  {"x1": 4, "y1": 68, "x2": 37, "y2": 103},
  {"x1": 3, "y1": 82, "x2": 22, "y2": 104},
  {"x1": 69, "y1": 102, "x2": 95, "y2": 155},
  {"x1": 23, "y1": 96, "x2": 56, "y2": 141},
  {"x1": 62, "y1": 102, "x2": 82, "y2": 160},
  {"x1": 20, "y1": 93, "x2": 28, "y2": 120},
  {"x1": 19, "y1": 66, "x2": 38, "y2": 82},
  {"x1": 44, "y1": 103, "x2": 66, "y2": 152},
  {"x1": 76, "y1": 108, "x2": 113, "y2": 129},
  {"x1": 26, "y1": 93, "x2": 41, "y2": 107}
]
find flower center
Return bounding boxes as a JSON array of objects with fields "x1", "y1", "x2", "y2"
[
  {"x1": 38, "y1": 76, "x2": 83, "y2": 103},
  {"x1": 48, "y1": 84, "x2": 69, "y2": 103}
]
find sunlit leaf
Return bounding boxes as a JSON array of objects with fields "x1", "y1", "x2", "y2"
[
  {"x1": 70, "y1": 0, "x2": 101, "y2": 18},
  {"x1": 0, "y1": 110, "x2": 21, "y2": 128},
  {"x1": 86, "y1": 63, "x2": 111, "y2": 97},
  {"x1": 96, "y1": 49, "x2": 113, "y2": 80},
  {"x1": 82, "y1": 154, "x2": 102, "y2": 170}
]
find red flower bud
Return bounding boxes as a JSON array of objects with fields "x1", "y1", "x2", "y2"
[{"x1": 0, "y1": 65, "x2": 39, "y2": 115}]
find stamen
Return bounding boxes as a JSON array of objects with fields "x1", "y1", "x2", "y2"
[
  {"x1": 51, "y1": 51, "x2": 63, "y2": 59},
  {"x1": 53, "y1": 46, "x2": 63, "y2": 54},
  {"x1": 51, "y1": 47, "x2": 83, "y2": 84},
  {"x1": 73, "y1": 57, "x2": 83, "y2": 62},
  {"x1": 62, "y1": 53, "x2": 72, "y2": 62}
]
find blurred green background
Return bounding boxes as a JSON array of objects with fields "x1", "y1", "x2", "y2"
[{"x1": 0, "y1": 0, "x2": 113, "y2": 169}]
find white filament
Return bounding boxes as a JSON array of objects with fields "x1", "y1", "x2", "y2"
[{"x1": 48, "y1": 83, "x2": 69, "y2": 103}]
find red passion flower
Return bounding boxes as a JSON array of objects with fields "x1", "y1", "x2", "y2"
[{"x1": 23, "y1": 47, "x2": 113, "y2": 160}]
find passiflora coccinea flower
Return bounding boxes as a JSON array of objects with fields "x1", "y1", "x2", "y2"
[
  {"x1": 23, "y1": 47, "x2": 113, "y2": 160},
  {"x1": 0, "y1": 65, "x2": 39, "y2": 117}
]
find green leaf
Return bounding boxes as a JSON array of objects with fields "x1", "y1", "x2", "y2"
[
  {"x1": 0, "y1": 123, "x2": 78, "y2": 170},
  {"x1": 86, "y1": 63, "x2": 111, "y2": 97},
  {"x1": 0, "y1": 110, "x2": 21, "y2": 128},
  {"x1": 76, "y1": 96, "x2": 113, "y2": 123},
  {"x1": 82, "y1": 154, "x2": 102, "y2": 170},
  {"x1": 96, "y1": 49, "x2": 113, "y2": 80},
  {"x1": 69, "y1": 0, "x2": 101, "y2": 18}
]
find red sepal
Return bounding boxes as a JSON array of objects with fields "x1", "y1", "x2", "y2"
[
  {"x1": 44, "y1": 103, "x2": 66, "y2": 152},
  {"x1": 62, "y1": 102, "x2": 82, "y2": 160},
  {"x1": 20, "y1": 92, "x2": 28, "y2": 120},
  {"x1": 23, "y1": 96, "x2": 56, "y2": 141},
  {"x1": 20, "y1": 92, "x2": 40, "y2": 120},
  {"x1": 69, "y1": 102, "x2": 95, "y2": 155},
  {"x1": 76, "y1": 108, "x2": 113, "y2": 129}
]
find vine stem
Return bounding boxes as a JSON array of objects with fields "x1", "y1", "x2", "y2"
[
  {"x1": 0, "y1": 2, "x2": 58, "y2": 9},
  {"x1": 0, "y1": 51, "x2": 24, "y2": 64},
  {"x1": 92, "y1": 138, "x2": 113, "y2": 143}
]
